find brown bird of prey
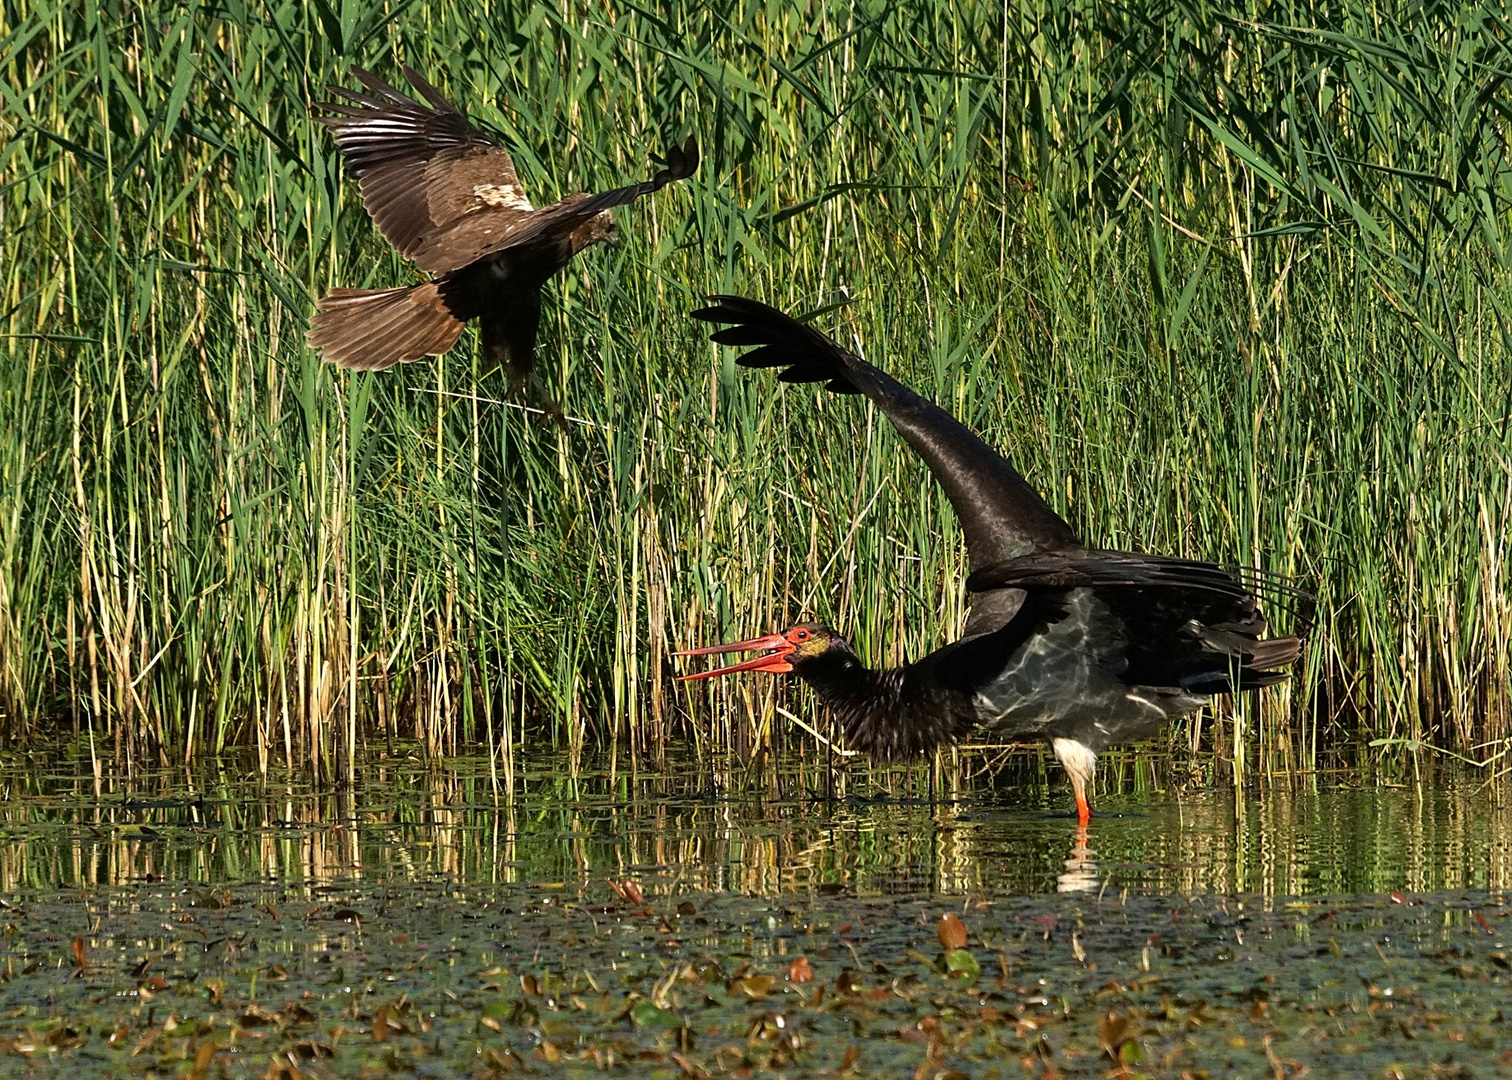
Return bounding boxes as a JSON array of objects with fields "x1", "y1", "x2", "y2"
[{"x1": 307, "y1": 64, "x2": 698, "y2": 407}]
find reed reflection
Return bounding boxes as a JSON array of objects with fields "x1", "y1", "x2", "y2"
[{"x1": 0, "y1": 753, "x2": 1505, "y2": 901}]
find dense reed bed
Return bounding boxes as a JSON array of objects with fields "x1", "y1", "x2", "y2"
[{"x1": 2, "y1": 0, "x2": 1509, "y2": 778}]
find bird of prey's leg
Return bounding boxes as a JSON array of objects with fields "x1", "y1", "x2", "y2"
[
  {"x1": 505, "y1": 367, "x2": 570, "y2": 431},
  {"x1": 528, "y1": 372, "x2": 571, "y2": 431}
]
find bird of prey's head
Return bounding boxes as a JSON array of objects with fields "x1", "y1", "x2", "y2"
[{"x1": 570, "y1": 211, "x2": 620, "y2": 253}]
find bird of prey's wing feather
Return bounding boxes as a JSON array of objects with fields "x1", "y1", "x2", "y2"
[
  {"x1": 406, "y1": 134, "x2": 700, "y2": 274},
  {"x1": 691, "y1": 296, "x2": 1079, "y2": 577},
  {"x1": 313, "y1": 65, "x2": 534, "y2": 267}
]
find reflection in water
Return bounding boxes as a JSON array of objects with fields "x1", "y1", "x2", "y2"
[
  {"x1": 0, "y1": 751, "x2": 1506, "y2": 899},
  {"x1": 1057, "y1": 825, "x2": 1098, "y2": 893}
]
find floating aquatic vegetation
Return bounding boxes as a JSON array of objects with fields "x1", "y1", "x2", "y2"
[{"x1": 0, "y1": 879, "x2": 1504, "y2": 1077}]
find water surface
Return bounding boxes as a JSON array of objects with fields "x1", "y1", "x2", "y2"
[
  {"x1": 0, "y1": 749, "x2": 1505, "y2": 898},
  {"x1": 0, "y1": 751, "x2": 1507, "y2": 1076}
]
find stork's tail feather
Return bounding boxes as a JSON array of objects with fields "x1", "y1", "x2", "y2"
[
  {"x1": 1243, "y1": 633, "x2": 1304, "y2": 671},
  {"x1": 1179, "y1": 627, "x2": 1304, "y2": 694},
  {"x1": 307, "y1": 283, "x2": 466, "y2": 371}
]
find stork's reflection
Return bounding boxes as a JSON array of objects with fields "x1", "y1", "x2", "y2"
[{"x1": 1057, "y1": 824, "x2": 1098, "y2": 893}]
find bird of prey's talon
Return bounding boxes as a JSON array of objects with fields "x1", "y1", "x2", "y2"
[{"x1": 525, "y1": 374, "x2": 570, "y2": 432}]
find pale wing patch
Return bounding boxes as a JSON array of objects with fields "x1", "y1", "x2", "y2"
[{"x1": 472, "y1": 183, "x2": 533, "y2": 211}]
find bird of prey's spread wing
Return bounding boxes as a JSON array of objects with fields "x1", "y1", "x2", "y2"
[
  {"x1": 315, "y1": 65, "x2": 534, "y2": 270},
  {"x1": 313, "y1": 66, "x2": 698, "y2": 275},
  {"x1": 307, "y1": 64, "x2": 698, "y2": 387}
]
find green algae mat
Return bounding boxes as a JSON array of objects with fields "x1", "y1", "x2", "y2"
[{"x1": 0, "y1": 756, "x2": 1510, "y2": 1075}]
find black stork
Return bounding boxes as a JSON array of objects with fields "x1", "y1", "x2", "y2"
[{"x1": 677, "y1": 296, "x2": 1308, "y2": 823}]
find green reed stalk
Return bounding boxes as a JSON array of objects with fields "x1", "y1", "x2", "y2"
[{"x1": 1, "y1": 0, "x2": 1509, "y2": 782}]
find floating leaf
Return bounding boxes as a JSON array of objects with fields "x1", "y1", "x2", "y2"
[
  {"x1": 630, "y1": 999, "x2": 682, "y2": 1028},
  {"x1": 938, "y1": 913, "x2": 968, "y2": 950},
  {"x1": 787, "y1": 956, "x2": 813, "y2": 983},
  {"x1": 239, "y1": 1004, "x2": 278, "y2": 1027},
  {"x1": 44, "y1": 1026, "x2": 82, "y2": 1049},
  {"x1": 188, "y1": 1040, "x2": 219, "y2": 1080},
  {"x1": 1098, "y1": 1009, "x2": 1131, "y2": 1055},
  {"x1": 943, "y1": 948, "x2": 980, "y2": 980},
  {"x1": 729, "y1": 974, "x2": 775, "y2": 998}
]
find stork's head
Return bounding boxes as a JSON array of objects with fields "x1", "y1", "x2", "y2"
[{"x1": 675, "y1": 623, "x2": 851, "y2": 680}]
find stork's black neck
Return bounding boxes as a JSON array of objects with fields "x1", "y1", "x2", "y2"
[{"x1": 793, "y1": 647, "x2": 973, "y2": 761}]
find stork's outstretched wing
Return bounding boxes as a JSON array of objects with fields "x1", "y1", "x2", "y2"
[{"x1": 692, "y1": 295, "x2": 1079, "y2": 575}]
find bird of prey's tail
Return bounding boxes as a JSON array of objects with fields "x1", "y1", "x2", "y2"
[{"x1": 307, "y1": 282, "x2": 465, "y2": 371}]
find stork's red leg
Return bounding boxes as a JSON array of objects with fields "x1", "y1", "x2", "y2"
[{"x1": 1072, "y1": 776, "x2": 1091, "y2": 824}]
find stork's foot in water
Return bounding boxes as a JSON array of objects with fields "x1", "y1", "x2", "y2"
[{"x1": 1052, "y1": 738, "x2": 1097, "y2": 826}]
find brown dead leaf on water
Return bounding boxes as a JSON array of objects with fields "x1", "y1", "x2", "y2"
[
  {"x1": 240, "y1": 1003, "x2": 278, "y2": 1027},
  {"x1": 44, "y1": 1026, "x2": 82, "y2": 1049},
  {"x1": 71, "y1": 935, "x2": 87, "y2": 973},
  {"x1": 605, "y1": 878, "x2": 646, "y2": 905},
  {"x1": 188, "y1": 1040, "x2": 220, "y2": 1080},
  {"x1": 281, "y1": 1002, "x2": 316, "y2": 1024},
  {"x1": 373, "y1": 1004, "x2": 409, "y2": 1041},
  {"x1": 1098, "y1": 1009, "x2": 1132, "y2": 1056},
  {"x1": 835, "y1": 1044, "x2": 861, "y2": 1075},
  {"x1": 787, "y1": 956, "x2": 814, "y2": 983},
  {"x1": 938, "y1": 914, "x2": 968, "y2": 951}
]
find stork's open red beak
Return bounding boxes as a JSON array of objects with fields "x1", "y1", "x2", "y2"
[{"x1": 674, "y1": 632, "x2": 794, "y2": 680}]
